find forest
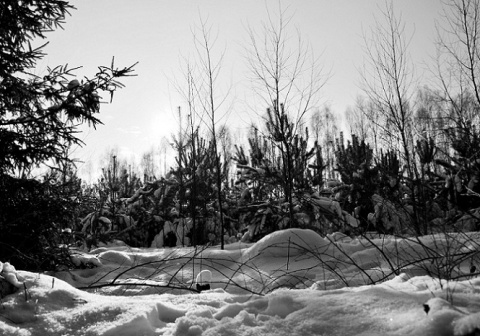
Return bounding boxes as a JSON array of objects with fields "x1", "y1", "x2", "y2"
[
  {"x1": 1, "y1": 0, "x2": 480, "y2": 280},
  {"x1": 4, "y1": 2, "x2": 480, "y2": 335}
]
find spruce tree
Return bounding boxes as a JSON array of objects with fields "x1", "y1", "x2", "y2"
[{"x1": 0, "y1": 1, "x2": 135, "y2": 270}]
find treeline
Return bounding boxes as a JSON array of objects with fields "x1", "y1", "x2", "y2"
[{"x1": 74, "y1": 84, "x2": 480, "y2": 248}]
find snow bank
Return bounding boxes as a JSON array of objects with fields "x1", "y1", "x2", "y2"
[
  {"x1": 1, "y1": 229, "x2": 480, "y2": 335},
  {"x1": 0, "y1": 271, "x2": 187, "y2": 335},
  {"x1": 0, "y1": 262, "x2": 24, "y2": 288},
  {"x1": 2, "y1": 271, "x2": 480, "y2": 336},
  {"x1": 54, "y1": 230, "x2": 480, "y2": 296},
  {"x1": 245, "y1": 228, "x2": 329, "y2": 257}
]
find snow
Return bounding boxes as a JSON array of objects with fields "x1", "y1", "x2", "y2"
[{"x1": 1, "y1": 229, "x2": 480, "y2": 335}]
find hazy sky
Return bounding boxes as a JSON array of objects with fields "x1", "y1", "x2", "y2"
[{"x1": 37, "y1": 0, "x2": 444, "y2": 180}]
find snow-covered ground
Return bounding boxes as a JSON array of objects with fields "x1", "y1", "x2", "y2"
[{"x1": 1, "y1": 229, "x2": 480, "y2": 336}]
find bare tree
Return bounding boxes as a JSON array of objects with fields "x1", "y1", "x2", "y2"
[
  {"x1": 361, "y1": 2, "x2": 415, "y2": 163},
  {"x1": 361, "y1": 2, "x2": 423, "y2": 233},
  {"x1": 172, "y1": 19, "x2": 230, "y2": 248},
  {"x1": 245, "y1": 4, "x2": 326, "y2": 226},
  {"x1": 434, "y1": 0, "x2": 480, "y2": 159},
  {"x1": 140, "y1": 148, "x2": 157, "y2": 181},
  {"x1": 414, "y1": 86, "x2": 452, "y2": 163},
  {"x1": 173, "y1": 59, "x2": 202, "y2": 246},
  {"x1": 310, "y1": 106, "x2": 338, "y2": 180},
  {"x1": 159, "y1": 136, "x2": 171, "y2": 177},
  {"x1": 345, "y1": 95, "x2": 382, "y2": 156},
  {"x1": 246, "y1": 5, "x2": 325, "y2": 132},
  {"x1": 192, "y1": 19, "x2": 230, "y2": 248},
  {"x1": 436, "y1": 0, "x2": 480, "y2": 108},
  {"x1": 217, "y1": 124, "x2": 233, "y2": 186},
  {"x1": 430, "y1": 0, "x2": 480, "y2": 215}
]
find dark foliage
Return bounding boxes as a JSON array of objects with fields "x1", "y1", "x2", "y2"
[
  {"x1": 0, "y1": 1, "x2": 135, "y2": 270},
  {"x1": 172, "y1": 129, "x2": 228, "y2": 245},
  {"x1": 334, "y1": 134, "x2": 378, "y2": 227},
  {"x1": 0, "y1": 173, "x2": 81, "y2": 271}
]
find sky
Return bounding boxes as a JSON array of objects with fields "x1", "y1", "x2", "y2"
[
  {"x1": 36, "y1": 0, "x2": 445, "y2": 181},
  {"x1": 1, "y1": 229, "x2": 480, "y2": 335}
]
